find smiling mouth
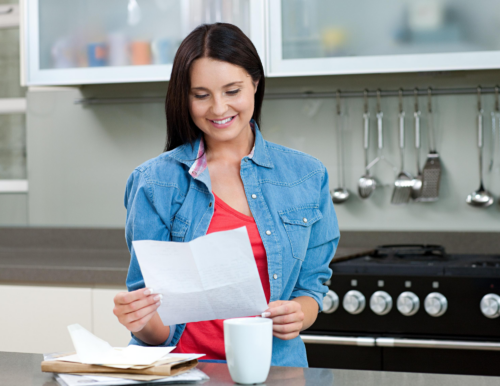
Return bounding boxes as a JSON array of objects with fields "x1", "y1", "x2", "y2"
[{"x1": 209, "y1": 116, "x2": 236, "y2": 125}]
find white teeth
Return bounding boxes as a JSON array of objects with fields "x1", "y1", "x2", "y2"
[{"x1": 212, "y1": 117, "x2": 233, "y2": 124}]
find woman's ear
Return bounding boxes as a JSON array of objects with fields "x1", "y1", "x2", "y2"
[{"x1": 253, "y1": 79, "x2": 260, "y2": 93}]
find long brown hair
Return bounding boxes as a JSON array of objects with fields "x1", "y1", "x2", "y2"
[{"x1": 164, "y1": 23, "x2": 265, "y2": 152}]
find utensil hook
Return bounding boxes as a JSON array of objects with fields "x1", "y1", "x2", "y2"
[
  {"x1": 376, "y1": 89, "x2": 382, "y2": 115},
  {"x1": 495, "y1": 86, "x2": 499, "y2": 113},
  {"x1": 398, "y1": 88, "x2": 404, "y2": 115},
  {"x1": 335, "y1": 90, "x2": 345, "y2": 188},
  {"x1": 477, "y1": 85, "x2": 482, "y2": 114},
  {"x1": 414, "y1": 88, "x2": 419, "y2": 113},
  {"x1": 363, "y1": 89, "x2": 369, "y2": 115}
]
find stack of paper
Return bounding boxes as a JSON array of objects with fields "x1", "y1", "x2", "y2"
[{"x1": 42, "y1": 324, "x2": 207, "y2": 385}]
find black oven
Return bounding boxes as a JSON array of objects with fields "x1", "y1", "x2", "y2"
[{"x1": 302, "y1": 245, "x2": 500, "y2": 376}]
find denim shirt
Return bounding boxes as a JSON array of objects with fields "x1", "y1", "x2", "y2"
[{"x1": 124, "y1": 121, "x2": 340, "y2": 367}]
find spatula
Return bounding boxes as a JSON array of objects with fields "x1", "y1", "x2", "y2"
[{"x1": 419, "y1": 88, "x2": 442, "y2": 202}]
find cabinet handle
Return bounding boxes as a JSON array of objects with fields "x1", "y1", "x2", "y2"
[
  {"x1": 300, "y1": 335, "x2": 375, "y2": 347},
  {"x1": 0, "y1": 6, "x2": 13, "y2": 15},
  {"x1": 376, "y1": 338, "x2": 500, "y2": 351}
]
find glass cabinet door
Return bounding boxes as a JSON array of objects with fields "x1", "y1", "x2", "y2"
[
  {"x1": 24, "y1": 0, "x2": 265, "y2": 85},
  {"x1": 268, "y1": 0, "x2": 500, "y2": 76}
]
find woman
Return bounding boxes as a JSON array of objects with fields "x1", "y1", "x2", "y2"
[{"x1": 114, "y1": 23, "x2": 339, "y2": 367}]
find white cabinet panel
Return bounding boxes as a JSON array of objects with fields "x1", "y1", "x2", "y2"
[
  {"x1": 0, "y1": 285, "x2": 92, "y2": 354},
  {"x1": 92, "y1": 288, "x2": 131, "y2": 348},
  {"x1": 24, "y1": 0, "x2": 265, "y2": 85},
  {"x1": 268, "y1": 0, "x2": 500, "y2": 76}
]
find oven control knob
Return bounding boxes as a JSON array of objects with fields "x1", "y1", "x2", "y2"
[
  {"x1": 397, "y1": 292, "x2": 420, "y2": 316},
  {"x1": 424, "y1": 292, "x2": 448, "y2": 317},
  {"x1": 370, "y1": 291, "x2": 393, "y2": 315},
  {"x1": 480, "y1": 294, "x2": 500, "y2": 319},
  {"x1": 323, "y1": 290, "x2": 339, "y2": 314},
  {"x1": 343, "y1": 290, "x2": 366, "y2": 315}
]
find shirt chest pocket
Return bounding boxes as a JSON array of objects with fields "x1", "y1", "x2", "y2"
[
  {"x1": 170, "y1": 215, "x2": 190, "y2": 242},
  {"x1": 278, "y1": 206, "x2": 323, "y2": 261}
]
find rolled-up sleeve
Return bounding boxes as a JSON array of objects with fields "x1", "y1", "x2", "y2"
[
  {"x1": 290, "y1": 165, "x2": 340, "y2": 311},
  {"x1": 124, "y1": 169, "x2": 176, "y2": 346}
]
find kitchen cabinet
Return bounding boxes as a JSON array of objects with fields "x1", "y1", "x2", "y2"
[
  {"x1": 267, "y1": 0, "x2": 500, "y2": 76},
  {"x1": 0, "y1": 285, "x2": 92, "y2": 353},
  {"x1": 22, "y1": 0, "x2": 266, "y2": 85},
  {"x1": 0, "y1": 285, "x2": 129, "y2": 354},
  {"x1": 92, "y1": 288, "x2": 132, "y2": 348}
]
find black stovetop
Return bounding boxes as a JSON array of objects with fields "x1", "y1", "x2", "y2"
[{"x1": 331, "y1": 245, "x2": 500, "y2": 277}]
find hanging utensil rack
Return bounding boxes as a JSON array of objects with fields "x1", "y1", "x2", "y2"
[{"x1": 76, "y1": 86, "x2": 500, "y2": 105}]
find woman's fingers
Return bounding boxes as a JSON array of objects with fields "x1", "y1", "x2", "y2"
[
  {"x1": 264, "y1": 300, "x2": 301, "y2": 318},
  {"x1": 272, "y1": 321, "x2": 302, "y2": 335},
  {"x1": 122, "y1": 294, "x2": 162, "y2": 314},
  {"x1": 114, "y1": 287, "x2": 154, "y2": 306},
  {"x1": 273, "y1": 331, "x2": 300, "y2": 340},
  {"x1": 121, "y1": 301, "x2": 161, "y2": 325},
  {"x1": 113, "y1": 288, "x2": 162, "y2": 332},
  {"x1": 263, "y1": 300, "x2": 304, "y2": 340},
  {"x1": 126, "y1": 307, "x2": 159, "y2": 333},
  {"x1": 270, "y1": 311, "x2": 304, "y2": 325}
]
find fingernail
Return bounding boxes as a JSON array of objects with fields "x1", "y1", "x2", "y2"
[
  {"x1": 154, "y1": 294, "x2": 163, "y2": 301},
  {"x1": 156, "y1": 301, "x2": 161, "y2": 306},
  {"x1": 261, "y1": 312, "x2": 271, "y2": 318},
  {"x1": 144, "y1": 288, "x2": 154, "y2": 295}
]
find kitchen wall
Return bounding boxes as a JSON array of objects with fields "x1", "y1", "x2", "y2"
[
  {"x1": 0, "y1": 0, "x2": 27, "y2": 226},
  {"x1": 21, "y1": 70, "x2": 500, "y2": 231}
]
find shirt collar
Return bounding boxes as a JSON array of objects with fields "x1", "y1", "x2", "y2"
[{"x1": 168, "y1": 120, "x2": 273, "y2": 179}]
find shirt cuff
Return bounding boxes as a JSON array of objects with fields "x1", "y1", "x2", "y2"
[{"x1": 129, "y1": 325, "x2": 176, "y2": 347}]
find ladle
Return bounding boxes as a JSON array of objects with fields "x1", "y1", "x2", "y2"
[
  {"x1": 466, "y1": 87, "x2": 494, "y2": 207},
  {"x1": 331, "y1": 91, "x2": 350, "y2": 204},
  {"x1": 358, "y1": 90, "x2": 376, "y2": 199}
]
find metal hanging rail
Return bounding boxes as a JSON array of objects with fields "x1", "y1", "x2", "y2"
[{"x1": 75, "y1": 85, "x2": 500, "y2": 105}]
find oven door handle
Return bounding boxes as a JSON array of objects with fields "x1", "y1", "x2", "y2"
[
  {"x1": 300, "y1": 335, "x2": 375, "y2": 346},
  {"x1": 377, "y1": 337, "x2": 500, "y2": 351}
]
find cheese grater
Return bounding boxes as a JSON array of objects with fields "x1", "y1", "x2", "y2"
[{"x1": 419, "y1": 88, "x2": 441, "y2": 202}]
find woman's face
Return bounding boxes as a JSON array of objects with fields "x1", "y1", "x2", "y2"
[{"x1": 189, "y1": 57, "x2": 258, "y2": 145}]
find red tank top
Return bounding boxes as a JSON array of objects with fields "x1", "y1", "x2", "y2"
[{"x1": 172, "y1": 193, "x2": 271, "y2": 360}]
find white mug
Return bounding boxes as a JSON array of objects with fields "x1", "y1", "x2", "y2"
[{"x1": 224, "y1": 317, "x2": 273, "y2": 384}]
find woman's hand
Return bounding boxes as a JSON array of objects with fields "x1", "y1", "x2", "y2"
[
  {"x1": 262, "y1": 300, "x2": 305, "y2": 340},
  {"x1": 113, "y1": 288, "x2": 162, "y2": 333}
]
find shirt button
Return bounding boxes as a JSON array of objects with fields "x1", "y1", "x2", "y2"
[
  {"x1": 209, "y1": 202, "x2": 212, "y2": 208},
  {"x1": 273, "y1": 274, "x2": 278, "y2": 280},
  {"x1": 266, "y1": 230, "x2": 271, "y2": 236},
  {"x1": 303, "y1": 218, "x2": 308, "y2": 223},
  {"x1": 244, "y1": 158, "x2": 248, "y2": 162},
  {"x1": 251, "y1": 194, "x2": 257, "y2": 199}
]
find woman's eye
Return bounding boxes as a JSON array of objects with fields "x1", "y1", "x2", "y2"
[
  {"x1": 194, "y1": 94, "x2": 209, "y2": 99},
  {"x1": 226, "y1": 89, "x2": 241, "y2": 95}
]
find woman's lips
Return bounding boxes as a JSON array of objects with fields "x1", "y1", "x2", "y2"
[{"x1": 208, "y1": 115, "x2": 237, "y2": 129}]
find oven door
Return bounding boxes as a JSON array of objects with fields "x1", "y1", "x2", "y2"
[{"x1": 302, "y1": 334, "x2": 500, "y2": 376}]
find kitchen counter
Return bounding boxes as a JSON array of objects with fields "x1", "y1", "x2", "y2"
[
  {"x1": 0, "y1": 246, "x2": 371, "y2": 286},
  {"x1": 2, "y1": 351, "x2": 500, "y2": 386},
  {"x1": 0, "y1": 227, "x2": 372, "y2": 285},
  {"x1": 1, "y1": 226, "x2": 498, "y2": 286}
]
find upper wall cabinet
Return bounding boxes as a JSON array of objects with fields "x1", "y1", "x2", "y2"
[
  {"x1": 23, "y1": 0, "x2": 265, "y2": 85},
  {"x1": 267, "y1": 0, "x2": 500, "y2": 76}
]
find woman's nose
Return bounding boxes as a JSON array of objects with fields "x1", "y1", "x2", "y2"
[{"x1": 211, "y1": 96, "x2": 228, "y2": 117}]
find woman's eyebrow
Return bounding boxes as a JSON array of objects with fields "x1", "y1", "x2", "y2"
[{"x1": 191, "y1": 81, "x2": 244, "y2": 91}]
